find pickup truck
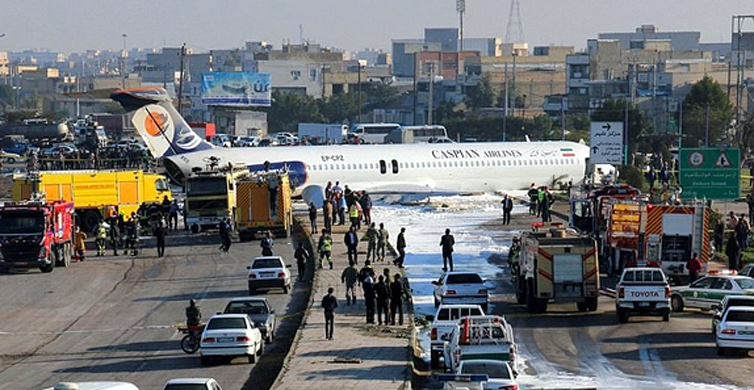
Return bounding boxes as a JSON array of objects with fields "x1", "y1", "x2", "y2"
[
  {"x1": 443, "y1": 315, "x2": 518, "y2": 375},
  {"x1": 427, "y1": 304, "x2": 485, "y2": 369},
  {"x1": 615, "y1": 267, "x2": 671, "y2": 323}
]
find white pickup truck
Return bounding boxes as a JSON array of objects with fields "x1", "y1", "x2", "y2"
[
  {"x1": 443, "y1": 315, "x2": 518, "y2": 375},
  {"x1": 615, "y1": 267, "x2": 671, "y2": 323},
  {"x1": 428, "y1": 304, "x2": 485, "y2": 369}
]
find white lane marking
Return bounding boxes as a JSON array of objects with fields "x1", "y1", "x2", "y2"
[{"x1": 0, "y1": 324, "x2": 175, "y2": 336}]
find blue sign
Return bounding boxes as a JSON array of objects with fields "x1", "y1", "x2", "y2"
[{"x1": 201, "y1": 72, "x2": 272, "y2": 107}]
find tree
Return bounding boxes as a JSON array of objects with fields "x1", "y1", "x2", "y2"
[
  {"x1": 465, "y1": 74, "x2": 494, "y2": 109},
  {"x1": 265, "y1": 91, "x2": 324, "y2": 133},
  {"x1": 363, "y1": 81, "x2": 402, "y2": 111},
  {"x1": 681, "y1": 76, "x2": 732, "y2": 147}
]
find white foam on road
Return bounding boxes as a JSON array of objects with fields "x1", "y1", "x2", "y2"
[{"x1": 370, "y1": 194, "x2": 750, "y2": 390}]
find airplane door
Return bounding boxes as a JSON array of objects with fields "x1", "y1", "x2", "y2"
[
  {"x1": 391, "y1": 159, "x2": 399, "y2": 174},
  {"x1": 379, "y1": 160, "x2": 387, "y2": 174}
]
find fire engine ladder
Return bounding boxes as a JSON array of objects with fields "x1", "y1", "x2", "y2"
[{"x1": 691, "y1": 200, "x2": 706, "y2": 258}]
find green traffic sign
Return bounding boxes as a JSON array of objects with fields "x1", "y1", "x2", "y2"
[{"x1": 679, "y1": 148, "x2": 740, "y2": 200}]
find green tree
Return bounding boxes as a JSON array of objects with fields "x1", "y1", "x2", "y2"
[
  {"x1": 265, "y1": 91, "x2": 324, "y2": 133},
  {"x1": 465, "y1": 74, "x2": 495, "y2": 109},
  {"x1": 363, "y1": 81, "x2": 402, "y2": 111},
  {"x1": 318, "y1": 93, "x2": 358, "y2": 123},
  {"x1": 681, "y1": 76, "x2": 732, "y2": 147}
]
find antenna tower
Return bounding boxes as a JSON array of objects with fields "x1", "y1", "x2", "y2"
[
  {"x1": 505, "y1": 0, "x2": 525, "y2": 44},
  {"x1": 456, "y1": 0, "x2": 465, "y2": 51}
]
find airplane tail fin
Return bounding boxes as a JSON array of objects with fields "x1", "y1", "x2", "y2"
[{"x1": 110, "y1": 87, "x2": 213, "y2": 158}]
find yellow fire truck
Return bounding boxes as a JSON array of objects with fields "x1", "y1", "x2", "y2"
[
  {"x1": 13, "y1": 170, "x2": 171, "y2": 232},
  {"x1": 235, "y1": 170, "x2": 293, "y2": 241}
]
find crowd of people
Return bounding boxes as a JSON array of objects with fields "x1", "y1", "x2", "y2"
[
  {"x1": 24, "y1": 143, "x2": 155, "y2": 172},
  {"x1": 526, "y1": 183, "x2": 555, "y2": 222}
]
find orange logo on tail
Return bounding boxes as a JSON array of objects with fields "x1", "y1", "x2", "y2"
[{"x1": 144, "y1": 112, "x2": 169, "y2": 137}]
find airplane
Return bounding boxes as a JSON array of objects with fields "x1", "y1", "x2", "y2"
[{"x1": 111, "y1": 87, "x2": 603, "y2": 206}]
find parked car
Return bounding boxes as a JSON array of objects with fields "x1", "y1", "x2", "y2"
[
  {"x1": 452, "y1": 360, "x2": 518, "y2": 390},
  {"x1": 433, "y1": 272, "x2": 489, "y2": 311},
  {"x1": 199, "y1": 313, "x2": 263, "y2": 366},
  {"x1": 671, "y1": 273, "x2": 754, "y2": 312},
  {"x1": 162, "y1": 378, "x2": 223, "y2": 390},
  {"x1": 712, "y1": 295, "x2": 754, "y2": 334},
  {"x1": 715, "y1": 306, "x2": 754, "y2": 356},
  {"x1": 257, "y1": 138, "x2": 280, "y2": 147},
  {"x1": 235, "y1": 136, "x2": 260, "y2": 147},
  {"x1": 223, "y1": 297, "x2": 276, "y2": 343},
  {"x1": 40, "y1": 144, "x2": 77, "y2": 158},
  {"x1": 740, "y1": 264, "x2": 754, "y2": 278},
  {"x1": 0, "y1": 150, "x2": 23, "y2": 164},
  {"x1": 247, "y1": 256, "x2": 292, "y2": 294}
]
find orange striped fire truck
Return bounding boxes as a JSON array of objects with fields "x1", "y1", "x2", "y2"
[{"x1": 235, "y1": 170, "x2": 292, "y2": 241}]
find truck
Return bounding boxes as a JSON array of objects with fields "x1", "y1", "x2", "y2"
[
  {"x1": 514, "y1": 225, "x2": 600, "y2": 313},
  {"x1": 236, "y1": 170, "x2": 293, "y2": 240},
  {"x1": 188, "y1": 122, "x2": 217, "y2": 141},
  {"x1": 0, "y1": 200, "x2": 75, "y2": 273},
  {"x1": 442, "y1": 315, "x2": 518, "y2": 375},
  {"x1": 184, "y1": 168, "x2": 248, "y2": 230},
  {"x1": 603, "y1": 198, "x2": 646, "y2": 276},
  {"x1": 0, "y1": 120, "x2": 72, "y2": 141},
  {"x1": 297, "y1": 123, "x2": 348, "y2": 145},
  {"x1": 615, "y1": 267, "x2": 671, "y2": 323},
  {"x1": 72, "y1": 118, "x2": 109, "y2": 149},
  {"x1": 12, "y1": 170, "x2": 171, "y2": 232},
  {"x1": 642, "y1": 203, "x2": 710, "y2": 284},
  {"x1": 427, "y1": 304, "x2": 486, "y2": 369}
]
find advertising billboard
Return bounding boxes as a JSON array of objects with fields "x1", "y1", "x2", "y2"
[{"x1": 201, "y1": 72, "x2": 272, "y2": 107}]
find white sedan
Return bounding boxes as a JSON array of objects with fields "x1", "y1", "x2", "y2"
[
  {"x1": 163, "y1": 378, "x2": 223, "y2": 390},
  {"x1": 716, "y1": 306, "x2": 754, "y2": 356},
  {"x1": 446, "y1": 360, "x2": 518, "y2": 390},
  {"x1": 199, "y1": 314, "x2": 263, "y2": 366},
  {"x1": 433, "y1": 272, "x2": 489, "y2": 312}
]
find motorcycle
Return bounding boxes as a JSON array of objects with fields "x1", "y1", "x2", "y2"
[{"x1": 178, "y1": 323, "x2": 205, "y2": 354}]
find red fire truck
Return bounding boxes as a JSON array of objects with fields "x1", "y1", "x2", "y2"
[{"x1": 0, "y1": 200, "x2": 75, "y2": 273}]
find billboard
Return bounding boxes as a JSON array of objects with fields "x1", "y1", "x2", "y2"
[{"x1": 201, "y1": 72, "x2": 272, "y2": 107}]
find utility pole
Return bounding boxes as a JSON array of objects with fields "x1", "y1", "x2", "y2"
[
  {"x1": 503, "y1": 62, "x2": 508, "y2": 141},
  {"x1": 121, "y1": 34, "x2": 127, "y2": 89},
  {"x1": 456, "y1": 0, "x2": 465, "y2": 51},
  {"x1": 177, "y1": 43, "x2": 186, "y2": 116}
]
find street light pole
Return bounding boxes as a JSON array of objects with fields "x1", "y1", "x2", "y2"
[
  {"x1": 121, "y1": 33, "x2": 128, "y2": 88},
  {"x1": 357, "y1": 60, "x2": 365, "y2": 123}
]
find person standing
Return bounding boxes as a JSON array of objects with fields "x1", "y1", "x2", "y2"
[
  {"x1": 726, "y1": 234, "x2": 741, "y2": 271},
  {"x1": 390, "y1": 274, "x2": 406, "y2": 326},
  {"x1": 268, "y1": 174, "x2": 279, "y2": 216},
  {"x1": 540, "y1": 188, "x2": 552, "y2": 223},
  {"x1": 261, "y1": 231, "x2": 274, "y2": 256},
  {"x1": 348, "y1": 202, "x2": 360, "y2": 230},
  {"x1": 74, "y1": 227, "x2": 87, "y2": 261},
  {"x1": 736, "y1": 215, "x2": 750, "y2": 251},
  {"x1": 321, "y1": 287, "x2": 338, "y2": 340},
  {"x1": 219, "y1": 218, "x2": 230, "y2": 252},
  {"x1": 378, "y1": 223, "x2": 389, "y2": 262},
  {"x1": 394, "y1": 227, "x2": 406, "y2": 268},
  {"x1": 308, "y1": 202, "x2": 318, "y2": 234},
  {"x1": 95, "y1": 220, "x2": 108, "y2": 257},
  {"x1": 341, "y1": 261, "x2": 359, "y2": 305},
  {"x1": 686, "y1": 252, "x2": 702, "y2": 283},
  {"x1": 344, "y1": 226, "x2": 359, "y2": 264},
  {"x1": 363, "y1": 269, "x2": 376, "y2": 324},
  {"x1": 501, "y1": 195, "x2": 513, "y2": 226},
  {"x1": 108, "y1": 215, "x2": 120, "y2": 256},
  {"x1": 366, "y1": 222, "x2": 379, "y2": 262},
  {"x1": 748, "y1": 194, "x2": 754, "y2": 223},
  {"x1": 168, "y1": 200, "x2": 179, "y2": 230},
  {"x1": 318, "y1": 229, "x2": 333, "y2": 269},
  {"x1": 361, "y1": 191, "x2": 372, "y2": 226},
  {"x1": 527, "y1": 183, "x2": 538, "y2": 215},
  {"x1": 440, "y1": 228, "x2": 455, "y2": 272},
  {"x1": 154, "y1": 222, "x2": 166, "y2": 258},
  {"x1": 727, "y1": 211, "x2": 738, "y2": 230},
  {"x1": 338, "y1": 193, "x2": 347, "y2": 226},
  {"x1": 295, "y1": 242, "x2": 310, "y2": 282},
  {"x1": 323, "y1": 198, "x2": 332, "y2": 233},
  {"x1": 375, "y1": 274, "x2": 390, "y2": 325}
]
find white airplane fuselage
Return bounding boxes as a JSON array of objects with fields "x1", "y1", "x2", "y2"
[{"x1": 164, "y1": 141, "x2": 589, "y2": 202}]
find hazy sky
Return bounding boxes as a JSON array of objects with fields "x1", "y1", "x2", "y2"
[{"x1": 1, "y1": 0, "x2": 753, "y2": 54}]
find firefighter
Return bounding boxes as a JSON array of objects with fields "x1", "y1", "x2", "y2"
[
  {"x1": 74, "y1": 227, "x2": 87, "y2": 261},
  {"x1": 95, "y1": 221, "x2": 107, "y2": 257}
]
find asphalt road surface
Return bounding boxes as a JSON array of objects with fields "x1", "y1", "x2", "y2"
[{"x1": 0, "y1": 229, "x2": 306, "y2": 390}]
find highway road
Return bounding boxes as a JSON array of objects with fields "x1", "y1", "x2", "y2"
[{"x1": 0, "y1": 230, "x2": 307, "y2": 390}]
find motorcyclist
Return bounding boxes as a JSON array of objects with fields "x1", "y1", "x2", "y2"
[{"x1": 186, "y1": 299, "x2": 202, "y2": 331}]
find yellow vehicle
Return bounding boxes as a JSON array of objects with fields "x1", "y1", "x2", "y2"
[
  {"x1": 13, "y1": 170, "x2": 171, "y2": 232},
  {"x1": 236, "y1": 170, "x2": 293, "y2": 241},
  {"x1": 184, "y1": 168, "x2": 248, "y2": 230}
]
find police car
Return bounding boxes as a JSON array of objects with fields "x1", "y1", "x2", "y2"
[{"x1": 670, "y1": 270, "x2": 754, "y2": 312}]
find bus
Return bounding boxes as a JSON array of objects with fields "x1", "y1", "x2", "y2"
[
  {"x1": 349, "y1": 123, "x2": 401, "y2": 144},
  {"x1": 384, "y1": 125, "x2": 449, "y2": 144},
  {"x1": 184, "y1": 168, "x2": 248, "y2": 230}
]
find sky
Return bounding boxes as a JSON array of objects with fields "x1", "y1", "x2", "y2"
[{"x1": 1, "y1": 0, "x2": 754, "y2": 54}]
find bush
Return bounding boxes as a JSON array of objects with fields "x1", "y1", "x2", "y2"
[{"x1": 618, "y1": 164, "x2": 647, "y2": 192}]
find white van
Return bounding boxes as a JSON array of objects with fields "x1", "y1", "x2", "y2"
[{"x1": 42, "y1": 382, "x2": 141, "y2": 390}]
